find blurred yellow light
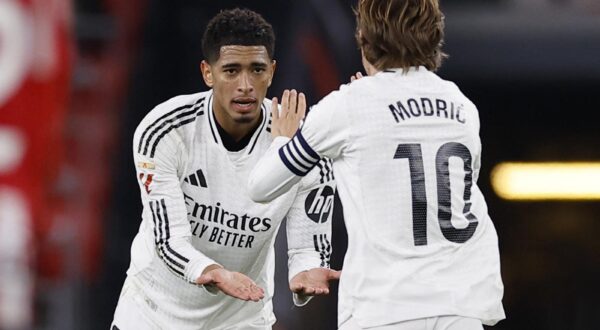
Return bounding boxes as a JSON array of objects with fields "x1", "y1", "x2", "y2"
[{"x1": 491, "y1": 162, "x2": 600, "y2": 200}]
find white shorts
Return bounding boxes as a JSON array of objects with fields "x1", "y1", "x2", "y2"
[
  {"x1": 110, "y1": 277, "x2": 163, "y2": 330},
  {"x1": 110, "y1": 277, "x2": 272, "y2": 330},
  {"x1": 338, "y1": 316, "x2": 483, "y2": 330}
]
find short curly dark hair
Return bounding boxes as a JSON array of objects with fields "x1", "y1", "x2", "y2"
[{"x1": 201, "y1": 8, "x2": 275, "y2": 64}]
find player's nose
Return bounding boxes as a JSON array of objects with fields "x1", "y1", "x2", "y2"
[{"x1": 237, "y1": 72, "x2": 254, "y2": 94}]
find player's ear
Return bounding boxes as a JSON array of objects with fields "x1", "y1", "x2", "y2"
[
  {"x1": 268, "y1": 60, "x2": 276, "y2": 87},
  {"x1": 201, "y1": 60, "x2": 214, "y2": 88}
]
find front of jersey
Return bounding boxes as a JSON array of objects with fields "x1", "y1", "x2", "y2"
[
  {"x1": 125, "y1": 90, "x2": 334, "y2": 330},
  {"x1": 249, "y1": 67, "x2": 505, "y2": 328}
]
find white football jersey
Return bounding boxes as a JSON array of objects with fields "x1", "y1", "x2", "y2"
[
  {"x1": 249, "y1": 67, "x2": 505, "y2": 328},
  {"x1": 121, "y1": 90, "x2": 335, "y2": 330}
]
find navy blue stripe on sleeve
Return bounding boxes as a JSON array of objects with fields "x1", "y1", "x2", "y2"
[
  {"x1": 295, "y1": 131, "x2": 320, "y2": 160},
  {"x1": 278, "y1": 131, "x2": 320, "y2": 176},
  {"x1": 284, "y1": 144, "x2": 311, "y2": 171},
  {"x1": 279, "y1": 147, "x2": 306, "y2": 176}
]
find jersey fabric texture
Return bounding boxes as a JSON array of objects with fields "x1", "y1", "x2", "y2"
[
  {"x1": 114, "y1": 90, "x2": 335, "y2": 330},
  {"x1": 339, "y1": 316, "x2": 483, "y2": 330},
  {"x1": 248, "y1": 67, "x2": 505, "y2": 328}
]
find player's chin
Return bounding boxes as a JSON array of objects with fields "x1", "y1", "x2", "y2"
[
  {"x1": 231, "y1": 112, "x2": 259, "y2": 124},
  {"x1": 234, "y1": 116, "x2": 255, "y2": 124}
]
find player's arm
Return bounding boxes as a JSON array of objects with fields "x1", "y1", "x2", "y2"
[
  {"x1": 285, "y1": 159, "x2": 340, "y2": 306},
  {"x1": 134, "y1": 117, "x2": 263, "y2": 301},
  {"x1": 248, "y1": 89, "x2": 348, "y2": 203}
]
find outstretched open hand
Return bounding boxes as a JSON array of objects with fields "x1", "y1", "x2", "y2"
[
  {"x1": 271, "y1": 89, "x2": 306, "y2": 138},
  {"x1": 196, "y1": 267, "x2": 264, "y2": 302},
  {"x1": 290, "y1": 268, "x2": 341, "y2": 297}
]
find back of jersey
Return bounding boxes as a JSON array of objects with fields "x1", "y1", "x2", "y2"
[
  {"x1": 300, "y1": 67, "x2": 505, "y2": 327},
  {"x1": 353, "y1": 68, "x2": 486, "y2": 256}
]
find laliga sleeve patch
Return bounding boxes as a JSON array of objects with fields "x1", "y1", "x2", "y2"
[{"x1": 137, "y1": 161, "x2": 155, "y2": 170}]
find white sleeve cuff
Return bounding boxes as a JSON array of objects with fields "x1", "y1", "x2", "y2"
[
  {"x1": 187, "y1": 260, "x2": 222, "y2": 296},
  {"x1": 288, "y1": 251, "x2": 324, "y2": 282},
  {"x1": 185, "y1": 258, "x2": 219, "y2": 284},
  {"x1": 272, "y1": 136, "x2": 291, "y2": 146}
]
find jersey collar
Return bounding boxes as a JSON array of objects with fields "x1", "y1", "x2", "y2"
[
  {"x1": 207, "y1": 92, "x2": 269, "y2": 156},
  {"x1": 382, "y1": 65, "x2": 428, "y2": 74}
]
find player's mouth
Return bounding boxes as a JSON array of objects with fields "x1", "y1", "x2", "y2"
[{"x1": 231, "y1": 97, "x2": 258, "y2": 113}]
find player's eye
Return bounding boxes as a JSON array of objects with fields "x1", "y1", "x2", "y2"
[
  {"x1": 224, "y1": 68, "x2": 237, "y2": 75},
  {"x1": 253, "y1": 67, "x2": 266, "y2": 74}
]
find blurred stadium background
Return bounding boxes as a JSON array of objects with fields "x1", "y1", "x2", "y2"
[{"x1": 0, "y1": 0, "x2": 599, "y2": 329}]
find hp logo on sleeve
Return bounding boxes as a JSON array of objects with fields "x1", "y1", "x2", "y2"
[{"x1": 304, "y1": 185, "x2": 334, "y2": 223}]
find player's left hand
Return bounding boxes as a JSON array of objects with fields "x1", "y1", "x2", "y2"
[
  {"x1": 290, "y1": 268, "x2": 341, "y2": 296},
  {"x1": 271, "y1": 89, "x2": 306, "y2": 139}
]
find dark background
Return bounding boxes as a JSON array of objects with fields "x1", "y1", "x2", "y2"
[{"x1": 33, "y1": 0, "x2": 600, "y2": 329}]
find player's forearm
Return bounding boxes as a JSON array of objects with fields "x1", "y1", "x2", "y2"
[
  {"x1": 248, "y1": 136, "x2": 302, "y2": 202},
  {"x1": 288, "y1": 248, "x2": 328, "y2": 282},
  {"x1": 287, "y1": 229, "x2": 332, "y2": 282},
  {"x1": 287, "y1": 233, "x2": 332, "y2": 280},
  {"x1": 157, "y1": 236, "x2": 219, "y2": 283}
]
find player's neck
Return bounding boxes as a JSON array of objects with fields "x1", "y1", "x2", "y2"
[
  {"x1": 213, "y1": 110, "x2": 262, "y2": 142},
  {"x1": 214, "y1": 118, "x2": 259, "y2": 152},
  {"x1": 213, "y1": 110, "x2": 263, "y2": 151},
  {"x1": 361, "y1": 51, "x2": 379, "y2": 76}
]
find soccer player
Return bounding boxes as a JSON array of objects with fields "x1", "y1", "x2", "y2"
[
  {"x1": 111, "y1": 8, "x2": 339, "y2": 330},
  {"x1": 248, "y1": 0, "x2": 506, "y2": 329}
]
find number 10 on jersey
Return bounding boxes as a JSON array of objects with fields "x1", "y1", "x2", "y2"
[{"x1": 394, "y1": 142, "x2": 478, "y2": 246}]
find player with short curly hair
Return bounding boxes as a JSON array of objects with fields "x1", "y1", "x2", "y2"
[
  {"x1": 201, "y1": 8, "x2": 275, "y2": 64},
  {"x1": 110, "y1": 8, "x2": 339, "y2": 330}
]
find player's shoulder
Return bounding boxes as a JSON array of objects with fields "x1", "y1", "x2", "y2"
[
  {"x1": 135, "y1": 92, "x2": 208, "y2": 134},
  {"x1": 324, "y1": 74, "x2": 381, "y2": 104},
  {"x1": 431, "y1": 73, "x2": 476, "y2": 106},
  {"x1": 309, "y1": 82, "x2": 352, "y2": 113},
  {"x1": 133, "y1": 91, "x2": 209, "y2": 157},
  {"x1": 451, "y1": 83, "x2": 477, "y2": 109}
]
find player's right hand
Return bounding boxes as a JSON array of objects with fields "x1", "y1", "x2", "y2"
[{"x1": 196, "y1": 266, "x2": 264, "y2": 302}]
